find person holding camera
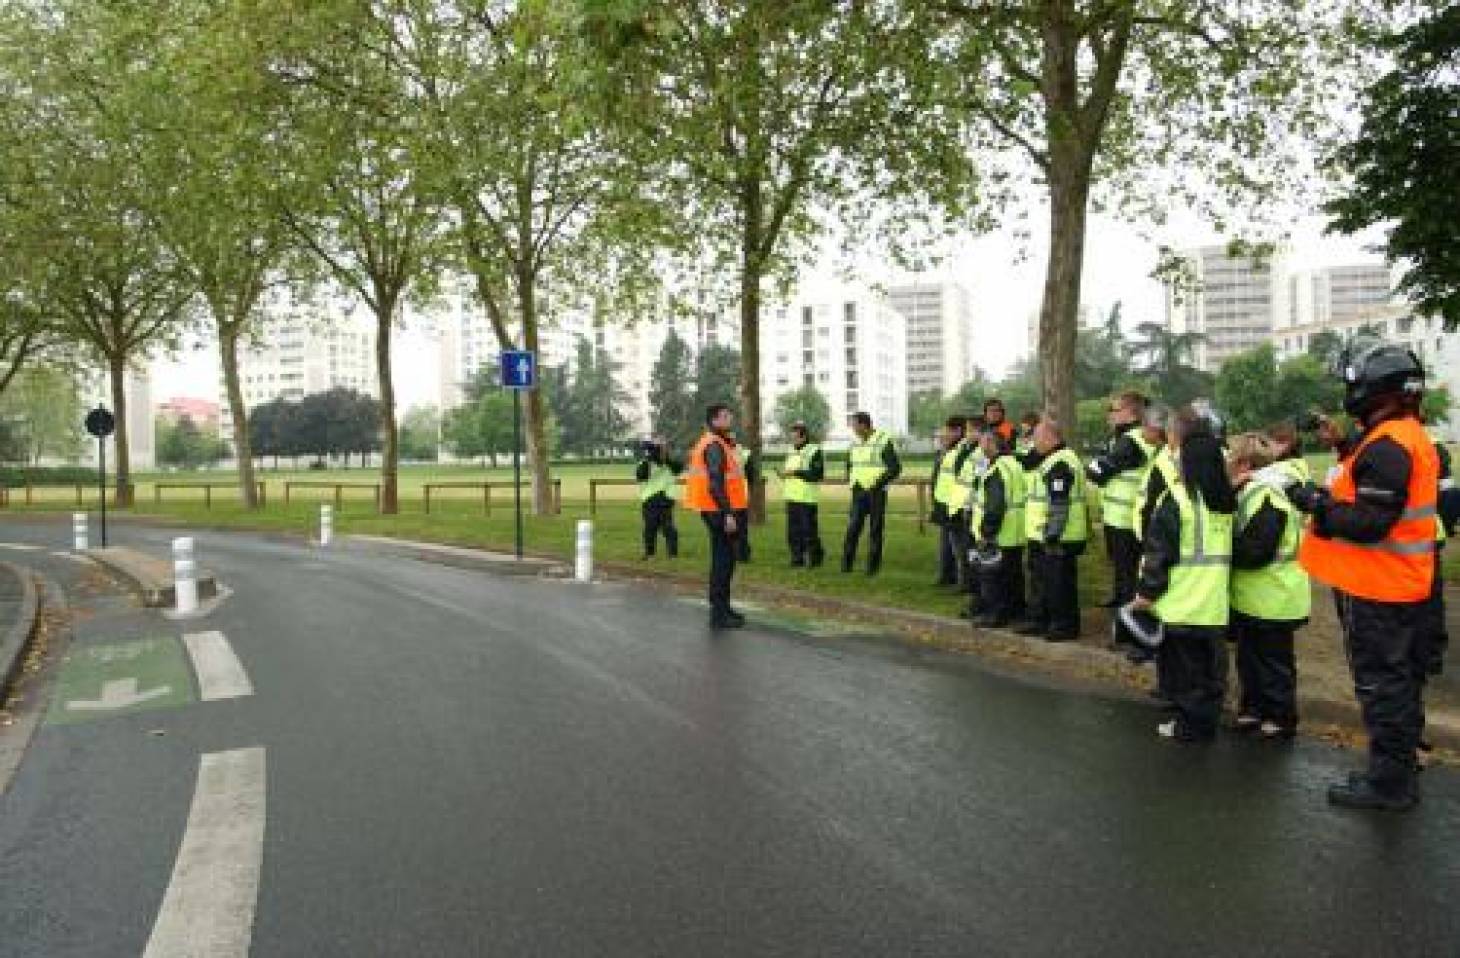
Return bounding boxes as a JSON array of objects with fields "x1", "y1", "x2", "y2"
[
  {"x1": 635, "y1": 437, "x2": 682, "y2": 560},
  {"x1": 781, "y1": 421, "x2": 825, "y2": 567},
  {"x1": 1227, "y1": 432, "x2": 1310, "y2": 739},
  {"x1": 1294, "y1": 341, "x2": 1440, "y2": 810}
]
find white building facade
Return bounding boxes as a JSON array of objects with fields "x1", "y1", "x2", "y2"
[
  {"x1": 1165, "y1": 244, "x2": 1287, "y2": 373},
  {"x1": 77, "y1": 367, "x2": 155, "y2": 470},
  {"x1": 217, "y1": 292, "x2": 379, "y2": 442},
  {"x1": 758, "y1": 283, "x2": 907, "y2": 445},
  {"x1": 887, "y1": 280, "x2": 974, "y2": 397}
]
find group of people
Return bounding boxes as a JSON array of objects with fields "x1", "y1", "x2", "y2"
[{"x1": 645, "y1": 339, "x2": 1452, "y2": 811}]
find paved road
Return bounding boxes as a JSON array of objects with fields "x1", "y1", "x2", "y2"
[{"x1": 1, "y1": 517, "x2": 1458, "y2": 957}]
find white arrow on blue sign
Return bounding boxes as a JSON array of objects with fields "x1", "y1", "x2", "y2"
[{"x1": 500, "y1": 350, "x2": 536, "y2": 390}]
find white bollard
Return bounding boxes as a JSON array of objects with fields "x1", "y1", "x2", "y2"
[
  {"x1": 575, "y1": 520, "x2": 593, "y2": 583},
  {"x1": 319, "y1": 504, "x2": 333, "y2": 547},
  {"x1": 72, "y1": 512, "x2": 88, "y2": 551},
  {"x1": 173, "y1": 537, "x2": 198, "y2": 614}
]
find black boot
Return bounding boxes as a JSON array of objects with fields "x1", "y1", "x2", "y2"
[{"x1": 1327, "y1": 776, "x2": 1416, "y2": 812}]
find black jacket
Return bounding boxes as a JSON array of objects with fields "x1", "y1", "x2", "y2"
[
  {"x1": 1232, "y1": 494, "x2": 1285, "y2": 570},
  {"x1": 635, "y1": 453, "x2": 683, "y2": 505},
  {"x1": 1137, "y1": 492, "x2": 1182, "y2": 600},
  {"x1": 849, "y1": 438, "x2": 902, "y2": 493},
  {"x1": 703, "y1": 438, "x2": 734, "y2": 514},
  {"x1": 787, "y1": 444, "x2": 825, "y2": 483},
  {"x1": 978, "y1": 457, "x2": 1008, "y2": 542},
  {"x1": 1313, "y1": 435, "x2": 1410, "y2": 543},
  {"x1": 1041, "y1": 445, "x2": 1078, "y2": 543},
  {"x1": 1086, "y1": 422, "x2": 1147, "y2": 487}
]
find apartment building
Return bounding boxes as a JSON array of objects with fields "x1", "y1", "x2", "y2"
[{"x1": 887, "y1": 280, "x2": 974, "y2": 397}]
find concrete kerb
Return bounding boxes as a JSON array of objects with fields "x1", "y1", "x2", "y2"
[
  {"x1": 85, "y1": 546, "x2": 219, "y2": 609},
  {"x1": 345, "y1": 534, "x2": 569, "y2": 578},
  {"x1": 0, "y1": 560, "x2": 40, "y2": 696}
]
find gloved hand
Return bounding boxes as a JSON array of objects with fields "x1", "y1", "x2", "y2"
[{"x1": 1289, "y1": 483, "x2": 1326, "y2": 515}]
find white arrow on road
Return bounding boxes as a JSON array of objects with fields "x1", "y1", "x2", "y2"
[{"x1": 65, "y1": 678, "x2": 172, "y2": 711}]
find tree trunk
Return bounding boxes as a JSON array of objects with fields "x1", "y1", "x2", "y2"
[
  {"x1": 107, "y1": 352, "x2": 133, "y2": 507},
  {"x1": 518, "y1": 277, "x2": 555, "y2": 516},
  {"x1": 219, "y1": 329, "x2": 259, "y2": 509},
  {"x1": 739, "y1": 179, "x2": 767, "y2": 523},
  {"x1": 374, "y1": 295, "x2": 400, "y2": 514},
  {"x1": 1037, "y1": 153, "x2": 1092, "y2": 436}
]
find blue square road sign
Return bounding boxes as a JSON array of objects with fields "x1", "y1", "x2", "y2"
[{"x1": 500, "y1": 350, "x2": 536, "y2": 390}]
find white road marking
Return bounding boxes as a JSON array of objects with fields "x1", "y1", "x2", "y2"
[
  {"x1": 49, "y1": 551, "x2": 93, "y2": 563},
  {"x1": 143, "y1": 747, "x2": 266, "y2": 958},
  {"x1": 182, "y1": 631, "x2": 254, "y2": 701},
  {"x1": 65, "y1": 678, "x2": 172, "y2": 711},
  {"x1": 0, "y1": 542, "x2": 40, "y2": 551}
]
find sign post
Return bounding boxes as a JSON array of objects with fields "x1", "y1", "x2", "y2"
[
  {"x1": 499, "y1": 350, "x2": 537, "y2": 560},
  {"x1": 84, "y1": 407, "x2": 116, "y2": 548}
]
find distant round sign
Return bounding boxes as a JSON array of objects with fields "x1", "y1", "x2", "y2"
[{"x1": 85, "y1": 407, "x2": 116, "y2": 439}]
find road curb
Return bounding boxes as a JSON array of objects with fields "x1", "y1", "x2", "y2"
[
  {"x1": 345, "y1": 535, "x2": 569, "y2": 577},
  {"x1": 85, "y1": 546, "x2": 218, "y2": 608},
  {"x1": 0, "y1": 560, "x2": 40, "y2": 698}
]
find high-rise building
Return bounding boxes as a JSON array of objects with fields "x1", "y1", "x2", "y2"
[
  {"x1": 1164, "y1": 245, "x2": 1287, "y2": 372},
  {"x1": 1280, "y1": 262, "x2": 1394, "y2": 336},
  {"x1": 78, "y1": 367, "x2": 155, "y2": 470},
  {"x1": 216, "y1": 292, "x2": 379, "y2": 442},
  {"x1": 758, "y1": 282, "x2": 907, "y2": 444},
  {"x1": 887, "y1": 280, "x2": 974, "y2": 397}
]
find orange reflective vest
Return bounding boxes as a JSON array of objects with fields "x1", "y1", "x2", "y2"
[
  {"x1": 684, "y1": 432, "x2": 749, "y2": 513},
  {"x1": 992, "y1": 420, "x2": 1014, "y2": 443},
  {"x1": 1298, "y1": 416, "x2": 1439, "y2": 602}
]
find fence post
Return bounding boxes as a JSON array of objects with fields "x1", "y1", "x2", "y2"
[
  {"x1": 205, "y1": 486, "x2": 212, "y2": 510},
  {"x1": 173, "y1": 537, "x2": 198, "y2": 615},
  {"x1": 916, "y1": 481, "x2": 926, "y2": 535},
  {"x1": 555, "y1": 479, "x2": 562, "y2": 514},
  {"x1": 155, "y1": 485, "x2": 162, "y2": 504},
  {"x1": 589, "y1": 480, "x2": 598, "y2": 517},
  {"x1": 284, "y1": 482, "x2": 292, "y2": 505},
  {"x1": 72, "y1": 512, "x2": 88, "y2": 551}
]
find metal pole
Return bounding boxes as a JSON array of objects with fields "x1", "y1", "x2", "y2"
[
  {"x1": 513, "y1": 388, "x2": 523, "y2": 560},
  {"x1": 98, "y1": 435, "x2": 108, "y2": 548}
]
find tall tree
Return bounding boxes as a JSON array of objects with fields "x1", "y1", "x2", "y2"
[
  {"x1": 590, "y1": 1, "x2": 973, "y2": 518},
  {"x1": 647, "y1": 329, "x2": 697, "y2": 453},
  {"x1": 1215, "y1": 344, "x2": 1282, "y2": 432},
  {"x1": 5, "y1": 0, "x2": 195, "y2": 503},
  {"x1": 1130, "y1": 322, "x2": 1211, "y2": 408},
  {"x1": 130, "y1": 0, "x2": 300, "y2": 508},
  {"x1": 773, "y1": 385, "x2": 831, "y2": 441},
  {"x1": 0, "y1": 366, "x2": 84, "y2": 465},
  {"x1": 1327, "y1": 6, "x2": 1460, "y2": 330},
  {"x1": 694, "y1": 344, "x2": 743, "y2": 425},
  {"x1": 940, "y1": 0, "x2": 1350, "y2": 430},
  {"x1": 364, "y1": 0, "x2": 662, "y2": 514},
  {"x1": 260, "y1": 1, "x2": 447, "y2": 512}
]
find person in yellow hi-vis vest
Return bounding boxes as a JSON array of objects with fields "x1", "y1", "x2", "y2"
[
  {"x1": 1015, "y1": 419, "x2": 1088, "y2": 642},
  {"x1": 1085, "y1": 391, "x2": 1153, "y2": 623},
  {"x1": 635, "y1": 437, "x2": 682, "y2": 560},
  {"x1": 969, "y1": 426, "x2": 1026, "y2": 628},
  {"x1": 1131, "y1": 408, "x2": 1236, "y2": 742},
  {"x1": 931, "y1": 415, "x2": 971, "y2": 586},
  {"x1": 842, "y1": 411, "x2": 901, "y2": 575},
  {"x1": 780, "y1": 421, "x2": 825, "y2": 567}
]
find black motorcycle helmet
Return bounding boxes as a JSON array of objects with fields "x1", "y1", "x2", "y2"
[{"x1": 1334, "y1": 338, "x2": 1425, "y2": 420}]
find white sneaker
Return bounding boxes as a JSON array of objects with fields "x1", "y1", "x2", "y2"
[{"x1": 1157, "y1": 720, "x2": 1177, "y2": 739}]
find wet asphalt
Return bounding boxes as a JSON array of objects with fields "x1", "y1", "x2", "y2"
[{"x1": 0, "y1": 516, "x2": 1457, "y2": 957}]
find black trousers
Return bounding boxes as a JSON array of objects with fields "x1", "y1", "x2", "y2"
[
  {"x1": 949, "y1": 514, "x2": 973, "y2": 590},
  {"x1": 937, "y1": 523, "x2": 959, "y2": 585},
  {"x1": 641, "y1": 497, "x2": 678, "y2": 557},
  {"x1": 843, "y1": 487, "x2": 887, "y2": 572},
  {"x1": 786, "y1": 502, "x2": 823, "y2": 565},
  {"x1": 1421, "y1": 545, "x2": 1448, "y2": 676},
  {"x1": 734, "y1": 509, "x2": 751, "y2": 562},
  {"x1": 1338, "y1": 591, "x2": 1430, "y2": 794},
  {"x1": 978, "y1": 544, "x2": 1025, "y2": 622},
  {"x1": 1233, "y1": 614, "x2": 1299, "y2": 729},
  {"x1": 1157, "y1": 626, "x2": 1225, "y2": 739},
  {"x1": 1026, "y1": 542, "x2": 1081, "y2": 636},
  {"x1": 1104, "y1": 525, "x2": 1142, "y2": 604},
  {"x1": 701, "y1": 512, "x2": 738, "y2": 620}
]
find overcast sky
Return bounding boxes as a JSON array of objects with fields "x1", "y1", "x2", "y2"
[{"x1": 150, "y1": 204, "x2": 1387, "y2": 413}]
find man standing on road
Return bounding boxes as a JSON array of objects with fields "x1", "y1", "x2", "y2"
[
  {"x1": 685, "y1": 405, "x2": 750, "y2": 629},
  {"x1": 781, "y1": 421, "x2": 825, "y2": 567},
  {"x1": 1295, "y1": 341, "x2": 1440, "y2": 811},
  {"x1": 1017, "y1": 419, "x2": 1088, "y2": 642},
  {"x1": 843, "y1": 411, "x2": 901, "y2": 576},
  {"x1": 635, "y1": 438, "x2": 681, "y2": 560},
  {"x1": 1085, "y1": 392, "x2": 1154, "y2": 635}
]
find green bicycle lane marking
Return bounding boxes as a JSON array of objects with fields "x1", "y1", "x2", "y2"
[{"x1": 47, "y1": 637, "x2": 196, "y2": 726}]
